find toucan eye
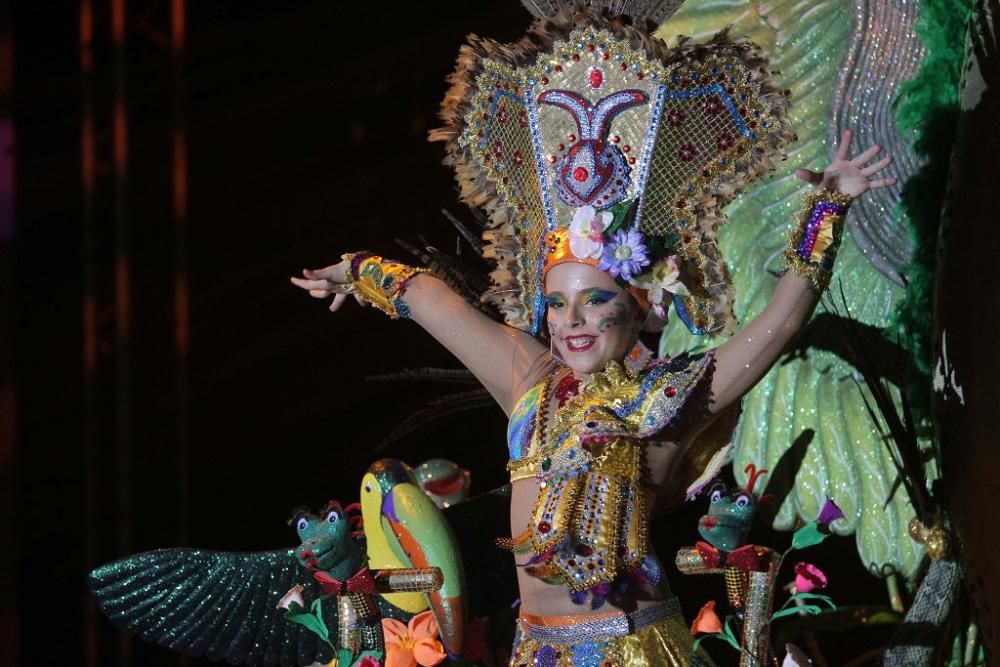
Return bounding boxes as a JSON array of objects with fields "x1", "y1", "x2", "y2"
[
  {"x1": 364, "y1": 483, "x2": 372, "y2": 493},
  {"x1": 326, "y1": 511, "x2": 339, "y2": 524},
  {"x1": 735, "y1": 494, "x2": 752, "y2": 507},
  {"x1": 710, "y1": 489, "x2": 724, "y2": 503},
  {"x1": 296, "y1": 517, "x2": 308, "y2": 532}
]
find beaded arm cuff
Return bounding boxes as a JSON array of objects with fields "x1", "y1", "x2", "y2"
[
  {"x1": 783, "y1": 189, "x2": 853, "y2": 292},
  {"x1": 341, "y1": 253, "x2": 430, "y2": 319}
]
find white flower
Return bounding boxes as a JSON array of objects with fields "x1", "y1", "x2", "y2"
[
  {"x1": 567, "y1": 205, "x2": 613, "y2": 259},
  {"x1": 276, "y1": 584, "x2": 305, "y2": 611},
  {"x1": 631, "y1": 255, "x2": 688, "y2": 304},
  {"x1": 782, "y1": 643, "x2": 813, "y2": 666}
]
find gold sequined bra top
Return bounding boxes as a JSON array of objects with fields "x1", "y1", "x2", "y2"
[{"x1": 501, "y1": 353, "x2": 715, "y2": 600}]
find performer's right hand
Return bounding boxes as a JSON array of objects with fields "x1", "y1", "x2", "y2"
[{"x1": 289, "y1": 261, "x2": 367, "y2": 312}]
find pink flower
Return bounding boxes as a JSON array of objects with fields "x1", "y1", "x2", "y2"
[
  {"x1": 567, "y1": 205, "x2": 613, "y2": 259},
  {"x1": 357, "y1": 658, "x2": 382, "y2": 667},
  {"x1": 275, "y1": 584, "x2": 305, "y2": 611},
  {"x1": 382, "y1": 611, "x2": 446, "y2": 667},
  {"x1": 689, "y1": 600, "x2": 723, "y2": 635},
  {"x1": 793, "y1": 562, "x2": 828, "y2": 593}
]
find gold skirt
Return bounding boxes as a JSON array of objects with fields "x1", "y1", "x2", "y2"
[{"x1": 509, "y1": 598, "x2": 714, "y2": 666}]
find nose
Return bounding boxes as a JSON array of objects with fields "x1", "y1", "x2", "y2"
[{"x1": 566, "y1": 301, "x2": 584, "y2": 328}]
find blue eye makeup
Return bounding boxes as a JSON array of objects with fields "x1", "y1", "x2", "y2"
[
  {"x1": 545, "y1": 294, "x2": 566, "y2": 309},
  {"x1": 582, "y1": 288, "x2": 618, "y2": 305}
]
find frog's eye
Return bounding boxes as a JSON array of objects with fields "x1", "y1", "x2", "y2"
[
  {"x1": 296, "y1": 517, "x2": 309, "y2": 532},
  {"x1": 710, "y1": 488, "x2": 725, "y2": 503},
  {"x1": 326, "y1": 511, "x2": 340, "y2": 524},
  {"x1": 735, "y1": 493, "x2": 752, "y2": 508}
]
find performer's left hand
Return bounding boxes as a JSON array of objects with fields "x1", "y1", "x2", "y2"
[{"x1": 795, "y1": 128, "x2": 897, "y2": 197}]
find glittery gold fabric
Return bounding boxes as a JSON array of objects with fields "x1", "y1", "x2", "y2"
[
  {"x1": 783, "y1": 189, "x2": 853, "y2": 292},
  {"x1": 510, "y1": 610, "x2": 714, "y2": 666},
  {"x1": 501, "y1": 354, "x2": 715, "y2": 591},
  {"x1": 343, "y1": 254, "x2": 429, "y2": 319}
]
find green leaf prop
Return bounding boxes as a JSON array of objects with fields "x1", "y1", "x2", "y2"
[
  {"x1": 791, "y1": 522, "x2": 827, "y2": 550},
  {"x1": 283, "y1": 600, "x2": 332, "y2": 646},
  {"x1": 604, "y1": 199, "x2": 638, "y2": 236}
]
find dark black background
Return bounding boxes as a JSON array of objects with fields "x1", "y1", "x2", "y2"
[{"x1": 9, "y1": 2, "x2": 895, "y2": 665}]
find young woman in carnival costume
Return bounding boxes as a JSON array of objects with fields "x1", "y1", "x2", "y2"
[{"x1": 292, "y1": 3, "x2": 896, "y2": 664}]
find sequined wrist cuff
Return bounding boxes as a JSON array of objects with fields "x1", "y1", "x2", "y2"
[
  {"x1": 340, "y1": 253, "x2": 429, "y2": 319},
  {"x1": 783, "y1": 189, "x2": 853, "y2": 292}
]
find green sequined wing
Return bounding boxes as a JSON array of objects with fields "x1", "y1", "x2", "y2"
[
  {"x1": 656, "y1": 0, "x2": 926, "y2": 578},
  {"x1": 88, "y1": 548, "x2": 335, "y2": 666}
]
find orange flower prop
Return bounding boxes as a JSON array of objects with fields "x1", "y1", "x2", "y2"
[
  {"x1": 690, "y1": 600, "x2": 723, "y2": 635},
  {"x1": 382, "y1": 611, "x2": 446, "y2": 667}
]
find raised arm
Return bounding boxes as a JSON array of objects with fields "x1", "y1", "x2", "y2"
[
  {"x1": 709, "y1": 129, "x2": 897, "y2": 412},
  {"x1": 291, "y1": 257, "x2": 549, "y2": 415}
]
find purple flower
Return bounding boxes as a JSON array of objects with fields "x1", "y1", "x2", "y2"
[
  {"x1": 817, "y1": 497, "x2": 845, "y2": 528},
  {"x1": 598, "y1": 229, "x2": 650, "y2": 281}
]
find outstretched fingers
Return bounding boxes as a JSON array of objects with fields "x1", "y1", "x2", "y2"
[
  {"x1": 835, "y1": 129, "x2": 853, "y2": 161},
  {"x1": 861, "y1": 155, "x2": 893, "y2": 176},
  {"x1": 869, "y1": 177, "x2": 898, "y2": 190},
  {"x1": 851, "y1": 142, "x2": 882, "y2": 167}
]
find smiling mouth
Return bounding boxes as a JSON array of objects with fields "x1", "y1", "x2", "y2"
[{"x1": 565, "y1": 335, "x2": 596, "y2": 352}]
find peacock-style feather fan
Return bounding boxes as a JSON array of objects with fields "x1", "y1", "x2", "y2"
[
  {"x1": 656, "y1": 0, "x2": 929, "y2": 578},
  {"x1": 89, "y1": 548, "x2": 337, "y2": 666}
]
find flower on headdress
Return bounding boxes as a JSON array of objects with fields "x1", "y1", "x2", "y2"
[
  {"x1": 689, "y1": 600, "x2": 723, "y2": 635},
  {"x1": 817, "y1": 497, "x2": 845, "y2": 528},
  {"x1": 793, "y1": 562, "x2": 828, "y2": 593},
  {"x1": 568, "y1": 205, "x2": 613, "y2": 259},
  {"x1": 631, "y1": 255, "x2": 688, "y2": 307},
  {"x1": 382, "y1": 611, "x2": 446, "y2": 667},
  {"x1": 357, "y1": 658, "x2": 382, "y2": 667},
  {"x1": 598, "y1": 229, "x2": 650, "y2": 281},
  {"x1": 275, "y1": 584, "x2": 305, "y2": 611}
]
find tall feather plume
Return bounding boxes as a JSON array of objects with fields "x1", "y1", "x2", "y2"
[{"x1": 519, "y1": 0, "x2": 685, "y2": 24}]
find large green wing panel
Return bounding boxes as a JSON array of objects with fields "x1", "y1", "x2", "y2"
[{"x1": 655, "y1": 0, "x2": 926, "y2": 578}]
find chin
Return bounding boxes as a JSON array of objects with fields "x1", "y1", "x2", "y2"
[{"x1": 557, "y1": 347, "x2": 615, "y2": 375}]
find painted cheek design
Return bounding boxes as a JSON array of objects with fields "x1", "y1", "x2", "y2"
[{"x1": 597, "y1": 303, "x2": 626, "y2": 332}]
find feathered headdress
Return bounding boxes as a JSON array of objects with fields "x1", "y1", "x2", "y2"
[{"x1": 431, "y1": 3, "x2": 794, "y2": 338}]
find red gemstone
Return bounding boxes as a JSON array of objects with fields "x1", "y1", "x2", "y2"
[
  {"x1": 557, "y1": 143, "x2": 565, "y2": 151},
  {"x1": 602, "y1": 53, "x2": 609, "y2": 60},
  {"x1": 587, "y1": 44, "x2": 596, "y2": 52},
  {"x1": 541, "y1": 76, "x2": 549, "y2": 85},
  {"x1": 612, "y1": 135, "x2": 620, "y2": 143},
  {"x1": 572, "y1": 53, "x2": 580, "y2": 62},
  {"x1": 676, "y1": 199, "x2": 686, "y2": 208},
  {"x1": 575, "y1": 544, "x2": 594, "y2": 557},
  {"x1": 637, "y1": 72, "x2": 645, "y2": 80},
  {"x1": 589, "y1": 69, "x2": 604, "y2": 88},
  {"x1": 573, "y1": 167, "x2": 589, "y2": 182},
  {"x1": 628, "y1": 157, "x2": 636, "y2": 165},
  {"x1": 555, "y1": 65, "x2": 563, "y2": 73},
  {"x1": 622, "y1": 145, "x2": 630, "y2": 153},
  {"x1": 538, "y1": 521, "x2": 551, "y2": 533},
  {"x1": 665, "y1": 386, "x2": 678, "y2": 397},
  {"x1": 568, "y1": 134, "x2": 576, "y2": 142}
]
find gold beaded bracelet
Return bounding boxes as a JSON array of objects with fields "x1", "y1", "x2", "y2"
[
  {"x1": 341, "y1": 252, "x2": 429, "y2": 319},
  {"x1": 783, "y1": 188, "x2": 853, "y2": 292}
]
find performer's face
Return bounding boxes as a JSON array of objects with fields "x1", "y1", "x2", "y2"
[{"x1": 545, "y1": 263, "x2": 641, "y2": 375}]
